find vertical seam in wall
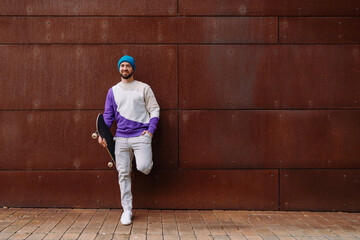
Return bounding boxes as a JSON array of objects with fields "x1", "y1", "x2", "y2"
[
  {"x1": 176, "y1": 0, "x2": 179, "y2": 171},
  {"x1": 278, "y1": 15, "x2": 281, "y2": 209},
  {"x1": 177, "y1": 0, "x2": 179, "y2": 15},
  {"x1": 278, "y1": 168, "x2": 281, "y2": 210},
  {"x1": 177, "y1": 44, "x2": 180, "y2": 170},
  {"x1": 278, "y1": 16, "x2": 280, "y2": 43}
]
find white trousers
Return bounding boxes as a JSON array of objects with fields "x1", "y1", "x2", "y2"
[{"x1": 114, "y1": 133, "x2": 153, "y2": 211}]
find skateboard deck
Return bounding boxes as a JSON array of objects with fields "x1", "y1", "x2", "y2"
[{"x1": 92, "y1": 113, "x2": 116, "y2": 168}]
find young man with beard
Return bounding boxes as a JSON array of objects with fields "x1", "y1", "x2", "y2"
[{"x1": 98, "y1": 55, "x2": 160, "y2": 225}]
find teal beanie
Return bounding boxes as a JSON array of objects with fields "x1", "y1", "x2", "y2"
[{"x1": 118, "y1": 55, "x2": 135, "y2": 72}]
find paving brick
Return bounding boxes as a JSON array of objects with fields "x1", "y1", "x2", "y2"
[
  {"x1": 212, "y1": 236, "x2": 231, "y2": 240},
  {"x1": 331, "y1": 229, "x2": 356, "y2": 238},
  {"x1": 43, "y1": 232, "x2": 64, "y2": 240},
  {"x1": 191, "y1": 223, "x2": 211, "y2": 235},
  {"x1": 207, "y1": 223, "x2": 227, "y2": 236},
  {"x1": 61, "y1": 232, "x2": 81, "y2": 240},
  {"x1": 131, "y1": 226, "x2": 147, "y2": 234},
  {"x1": 78, "y1": 232, "x2": 97, "y2": 240},
  {"x1": 8, "y1": 232, "x2": 30, "y2": 239},
  {"x1": 195, "y1": 235, "x2": 213, "y2": 240},
  {"x1": 163, "y1": 234, "x2": 179, "y2": 240},
  {"x1": 147, "y1": 223, "x2": 163, "y2": 235},
  {"x1": 65, "y1": 227, "x2": 85, "y2": 234},
  {"x1": 222, "y1": 224, "x2": 243, "y2": 236},
  {"x1": 301, "y1": 229, "x2": 323, "y2": 237},
  {"x1": 177, "y1": 222, "x2": 194, "y2": 235},
  {"x1": 94, "y1": 232, "x2": 114, "y2": 240},
  {"x1": 135, "y1": 210, "x2": 149, "y2": 219},
  {"x1": 188, "y1": 211, "x2": 203, "y2": 219},
  {"x1": 239, "y1": 227, "x2": 260, "y2": 236},
  {"x1": 262, "y1": 236, "x2": 280, "y2": 240},
  {"x1": 257, "y1": 229, "x2": 276, "y2": 237},
  {"x1": 113, "y1": 234, "x2": 130, "y2": 240},
  {"x1": 148, "y1": 210, "x2": 161, "y2": 220},
  {"x1": 286, "y1": 229, "x2": 307, "y2": 237},
  {"x1": 350, "y1": 230, "x2": 360, "y2": 237},
  {"x1": 132, "y1": 219, "x2": 147, "y2": 228},
  {"x1": 175, "y1": 210, "x2": 189, "y2": 223},
  {"x1": 27, "y1": 233, "x2": 47, "y2": 240},
  {"x1": 177, "y1": 234, "x2": 196, "y2": 239},
  {"x1": 0, "y1": 232, "x2": 14, "y2": 239},
  {"x1": 246, "y1": 236, "x2": 265, "y2": 240},
  {"x1": 115, "y1": 222, "x2": 132, "y2": 235},
  {"x1": 162, "y1": 223, "x2": 178, "y2": 235},
  {"x1": 325, "y1": 237, "x2": 358, "y2": 240},
  {"x1": 316, "y1": 229, "x2": 337, "y2": 237},
  {"x1": 147, "y1": 234, "x2": 163, "y2": 240},
  {"x1": 229, "y1": 236, "x2": 247, "y2": 240},
  {"x1": 129, "y1": 233, "x2": 146, "y2": 240}
]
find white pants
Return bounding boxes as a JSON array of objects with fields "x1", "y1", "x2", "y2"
[{"x1": 114, "y1": 133, "x2": 153, "y2": 211}]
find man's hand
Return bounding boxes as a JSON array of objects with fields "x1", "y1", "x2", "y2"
[
  {"x1": 141, "y1": 130, "x2": 153, "y2": 138},
  {"x1": 98, "y1": 136, "x2": 107, "y2": 148}
]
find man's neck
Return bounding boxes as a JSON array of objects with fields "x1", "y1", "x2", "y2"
[{"x1": 121, "y1": 76, "x2": 135, "y2": 84}]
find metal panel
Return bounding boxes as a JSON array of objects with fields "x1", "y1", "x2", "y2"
[
  {"x1": 0, "y1": 17, "x2": 277, "y2": 44},
  {"x1": 152, "y1": 111, "x2": 178, "y2": 170},
  {"x1": 0, "y1": 170, "x2": 121, "y2": 208},
  {"x1": 280, "y1": 170, "x2": 360, "y2": 212},
  {"x1": 179, "y1": 110, "x2": 281, "y2": 169},
  {"x1": 0, "y1": 170, "x2": 278, "y2": 209},
  {"x1": 132, "y1": 170, "x2": 278, "y2": 210},
  {"x1": 0, "y1": 45, "x2": 177, "y2": 110},
  {"x1": 179, "y1": 0, "x2": 360, "y2": 16},
  {"x1": 2, "y1": 0, "x2": 359, "y2": 16},
  {"x1": 0, "y1": 0, "x2": 177, "y2": 16},
  {"x1": 279, "y1": 110, "x2": 360, "y2": 169},
  {"x1": 179, "y1": 45, "x2": 360, "y2": 109},
  {"x1": 0, "y1": 110, "x2": 178, "y2": 170},
  {"x1": 280, "y1": 17, "x2": 360, "y2": 43},
  {"x1": 180, "y1": 110, "x2": 360, "y2": 169},
  {"x1": 175, "y1": 17, "x2": 277, "y2": 43}
]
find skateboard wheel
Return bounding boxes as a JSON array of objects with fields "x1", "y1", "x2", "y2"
[
  {"x1": 108, "y1": 162, "x2": 113, "y2": 168},
  {"x1": 92, "y1": 132, "x2": 98, "y2": 139}
]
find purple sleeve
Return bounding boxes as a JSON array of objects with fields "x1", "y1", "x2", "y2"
[
  {"x1": 148, "y1": 117, "x2": 159, "y2": 135},
  {"x1": 103, "y1": 88, "x2": 115, "y2": 129}
]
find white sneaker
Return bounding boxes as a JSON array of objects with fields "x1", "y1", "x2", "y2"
[{"x1": 121, "y1": 210, "x2": 132, "y2": 225}]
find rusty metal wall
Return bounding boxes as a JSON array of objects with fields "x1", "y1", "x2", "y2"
[{"x1": 0, "y1": 1, "x2": 359, "y2": 211}]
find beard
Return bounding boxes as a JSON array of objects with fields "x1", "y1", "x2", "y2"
[{"x1": 120, "y1": 71, "x2": 134, "y2": 79}]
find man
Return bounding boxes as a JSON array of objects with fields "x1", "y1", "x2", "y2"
[{"x1": 98, "y1": 55, "x2": 160, "y2": 225}]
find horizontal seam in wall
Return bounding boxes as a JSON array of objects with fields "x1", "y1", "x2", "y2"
[
  {"x1": 0, "y1": 15, "x2": 359, "y2": 17},
  {"x1": 1, "y1": 168, "x2": 359, "y2": 171}
]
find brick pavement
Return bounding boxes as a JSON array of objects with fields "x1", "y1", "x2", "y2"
[{"x1": 0, "y1": 208, "x2": 359, "y2": 240}]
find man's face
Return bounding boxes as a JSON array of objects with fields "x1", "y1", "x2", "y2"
[{"x1": 119, "y1": 62, "x2": 134, "y2": 79}]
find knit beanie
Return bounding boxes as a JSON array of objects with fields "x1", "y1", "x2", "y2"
[{"x1": 118, "y1": 55, "x2": 135, "y2": 72}]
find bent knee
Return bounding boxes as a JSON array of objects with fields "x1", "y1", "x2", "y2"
[{"x1": 137, "y1": 162, "x2": 153, "y2": 175}]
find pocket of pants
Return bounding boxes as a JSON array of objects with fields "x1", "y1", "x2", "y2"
[{"x1": 143, "y1": 133, "x2": 152, "y2": 141}]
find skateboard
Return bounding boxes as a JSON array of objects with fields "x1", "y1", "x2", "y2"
[{"x1": 92, "y1": 113, "x2": 116, "y2": 168}]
